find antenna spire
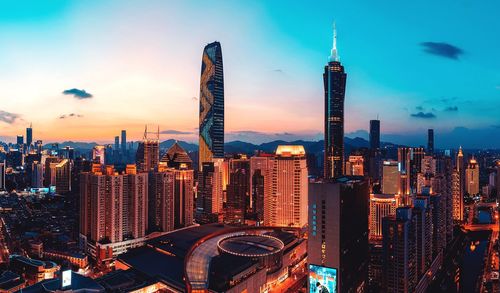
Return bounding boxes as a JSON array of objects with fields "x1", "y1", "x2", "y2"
[{"x1": 329, "y1": 22, "x2": 339, "y2": 62}]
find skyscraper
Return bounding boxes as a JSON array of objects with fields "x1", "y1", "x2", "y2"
[
  {"x1": 324, "y1": 24, "x2": 346, "y2": 179},
  {"x1": 382, "y1": 207, "x2": 417, "y2": 293},
  {"x1": 55, "y1": 159, "x2": 72, "y2": 194},
  {"x1": 308, "y1": 177, "x2": 369, "y2": 292},
  {"x1": 465, "y1": 157, "x2": 480, "y2": 195},
  {"x1": 249, "y1": 155, "x2": 272, "y2": 222},
  {"x1": 427, "y1": 129, "x2": 434, "y2": 154},
  {"x1": 114, "y1": 136, "x2": 120, "y2": 150},
  {"x1": 370, "y1": 120, "x2": 380, "y2": 151},
  {"x1": 265, "y1": 145, "x2": 308, "y2": 228},
  {"x1": 369, "y1": 193, "x2": 399, "y2": 240},
  {"x1": 199, "y1": 41, "x2": 224, "y2": 169},
  {"x1": 369, "y1": 119, "x2": 382, "y2": 180},
  {"x1": 16, "y1": 135, "x2": 24, "y2": 147},
  {"x1": 225, "y1": 156, "x2": 250, "y2": 224},
  {"x1": 196, "y1": 160, "x2": 224, "y2": 223},
  {"x1": 26, "y1": 123, "x2": 33, "y2": 147},
  {"x1": 121, "y1": 130, "x2": 127, "y2": 153},
  {"x1": 346, "y1": 155, "x2": 364, "y2": 176}
]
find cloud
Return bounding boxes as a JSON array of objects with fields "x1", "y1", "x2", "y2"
[
  {"x1": 444, "y1": 106, "x2": 458, "y2": 112},
  {"x1": 59, "y1": 113, "x2": 83, "y2": 119},
  {"x1": 0, "y1": 110, "x2": 20, "y2": 124},
  {"x1": 410, "y1": 112, "x2": 436, "y2": 119},
  {"x1": 420, "y1": 42, "x2": 464, "y2": 60},
  {"x1": 160, "y1": 129, "x2": 193, "y2": 135},
  {"x1": 492, "y1": 125, "x2": 500, "y2": 129},
  {"x1": 62, "y1": 88, "x2": 93, "y2": 99},
  {"x1": 416, "y1": 106, "x2": 424, "y2": 111},
  {"x1": 275, "y1": 132, "x2": 294, "y2": 136}
]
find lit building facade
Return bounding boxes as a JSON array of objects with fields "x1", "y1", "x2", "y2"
[
  {"x1": 199, "y1": 41, "x2": 224, "y2": 168},
  {"x1": 369, "y1": 193, "x2": 399, "y2": 240},
  {"x1": 382, "y1": 160, "x2": 399, "y2": 195},
  {"x1": 265, "y1": 145, "x2": 308, "y2": 228},
  {"x1": 346, "y1": 155, "x2": 364, "y2": 176},
  {"x1": 225, "y1": 156, "x2": 250, "y2": 224},
  {"x1": 136, "y1": 126, "x2": 159, "y2": 172},
  {"x1": 324, "y1": 25, "x2": 346, "y2": 179},
  {"x1": 55, "y1": 159, "x2": 71, "y2": 194},
  {"x1": 79, "y1": 164, "x2": 148, "y2": 264},
  {"x1": 465, "y1": 158, "x2": 480, "y2": 195},
  {"x1": 451, "y1": 170, "x2": 463, "y2": 221},
  {"x1": 308, "y1": 177, "x2": 369, "y2": 292}
]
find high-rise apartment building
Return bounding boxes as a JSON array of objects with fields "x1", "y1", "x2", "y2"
[
  {"x1": 265, "y1": 145, "x2": 308, "y2": 228},
  {"x1": 148, "y1": 163, "x2": 175, "y2": 232},
  {"x1": 0, "y1": 161, "x2": 5, "y2": 190},
  {"x1": 199, "y1": 41, "x2": 224, "y2": 168},
  {"x1": 308, "y1": 177, "x2": 369, "y2": 292},
  {"x1": 324, "y1": 25, "x2": 346, "y2": 179},
  {"x1": 382, "y1": 207, "x2": 417, "y2": 293},
  {"x1": 196, "y1": 160, "x2": 224, "y2": 223},
  {"x1": 249, "y1": 155, "x2": 272, "y2": 223},
  {"x1": 451, "y1": 170, "x2": 463, "y2": 222},
  {"x1": 80, "y1": 164, "x2": 148, "y2": 245},
  {"x1": 92, "y1": 145, "x2": 106, "y2": 165},
  {"x1": 31, "y1": 161, "x2": 43, "y2": 188},
  {"x1": 465, "y1": 158, "x2": 480, "y2": 195},
  {"x1": 413, "y1": 197, "x2": 433, "y2": 279}
]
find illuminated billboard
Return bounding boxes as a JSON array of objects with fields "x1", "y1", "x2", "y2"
[
  {"x1": 62, "y1": 270, "x2": 71, "y2": 288},
  {"x1": 309, "y1": 264, "x2": 337, "y2": 293}
]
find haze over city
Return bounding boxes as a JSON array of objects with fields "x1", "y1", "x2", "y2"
[{"x1": 1, "y1": 0, "x2": 500, "y2": 148}]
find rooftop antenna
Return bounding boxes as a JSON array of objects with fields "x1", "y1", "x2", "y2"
[{"x1": 329, "y1": 22, "x2": 339, "y2": 62}]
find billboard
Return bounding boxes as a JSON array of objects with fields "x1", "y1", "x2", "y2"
[
  {"x1": 62, "y1": 270, "x2": 72, "y2": 288},
  {"x1": 309, "y1": 264, "x2": 337, "y2": 293}
]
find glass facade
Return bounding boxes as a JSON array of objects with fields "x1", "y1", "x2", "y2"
[{"x1": 199, "y1": 41, "x2": 224, "y2": 168}]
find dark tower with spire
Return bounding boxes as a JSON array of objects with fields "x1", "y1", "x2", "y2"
[{"x1": 324, "y1": 23, "x2": 347, "y2": 179}]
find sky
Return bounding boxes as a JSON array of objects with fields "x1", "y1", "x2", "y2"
[{"x1": 1, "y1": 0, "x2": 499, "y2": 148}]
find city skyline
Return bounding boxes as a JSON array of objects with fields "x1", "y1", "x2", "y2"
[{"x1": 1, "y1": 0, "x2": 500, "y2": 148}]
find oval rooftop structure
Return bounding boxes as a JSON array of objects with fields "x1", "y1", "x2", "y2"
[{"x1": 217, "y1": 234, "x2": 284, "y2": 258}]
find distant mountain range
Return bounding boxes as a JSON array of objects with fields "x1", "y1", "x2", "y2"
[{"x1": 44, "y1": 137, "x2": 397, "y2": 155}]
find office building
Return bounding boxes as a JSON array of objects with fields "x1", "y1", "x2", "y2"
[
  {"x1": 55, "y1": 159, "x2": 71, "y2": 194},
  {"x1": 382, "y1": 207, "x2": 417, "y2": 293},
  {"x1": 324, "y1": 25, "x2": 346, "y2": 179},
  {"x1": 308, "y1": 177, "x2": 369, "y2": 292},
  {"x1": 265, "y1": 145, "x2": 308, "y2": 228},
  {"x1": 465, "y1": 158, "x2": 480, "y2": 195},
  {"x1": 199, "y1": 41, "x2": 224, "y2": 168},
  {"x1": 427, "y1": 129, "x2": 434, "y2": 154},
  {"x1": 225, "y1": 156, "x2": 250, "y2": 224},
  {"x1": 346, "y1": 155, "x2": 364, "y2": 176},
  {"x1": 382, "y1": 160, "x2": 399, "y2": 195},
  {"x1": 369, "y1": 193, "x2": 399, "y2": 240},
  {"x1": 16, "y1": 135, "x2": 23, "y2": 147},
  {"x1": 369, "y1": 119, "x2": 381, "y2": 181},
  {"x1": 196, "y1": 160, "x2": 224, "y2": 223},
  {"x1": 249, "y1": 155, "x2": 272, "y2": 222},
  {"x1": 26, "y1": 123, "x2": 33, "y2": 147},
  {"x1": 114, "y1": 136, "x2": 120, "y2": 150},
  {"x1": 121, "y1": 130, "x2": 127, "y2": 153},
  {"x1": 136, "y1": 126, "x2": 159, "y2": 172}
]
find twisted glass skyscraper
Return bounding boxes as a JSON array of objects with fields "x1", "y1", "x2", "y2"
[{"x1": 199, "y1": 41, "x2": 224, "y2": 169}]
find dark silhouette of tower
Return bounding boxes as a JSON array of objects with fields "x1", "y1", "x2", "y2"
[
  {"x1": 324, "y1": 24, "x2": 346, "y2": 179},
  {"x1": 427, "y1": 129, "x2": 434, "y2": 154}
]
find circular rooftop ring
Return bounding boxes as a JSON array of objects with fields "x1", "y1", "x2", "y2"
[{"x1": 217, "y1": 234, "x2": 284, "y2": 258}]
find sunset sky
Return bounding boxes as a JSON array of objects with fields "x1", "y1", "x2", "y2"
[{"x1": 1, "y1": 0, "x2": 499, "y2": 148}]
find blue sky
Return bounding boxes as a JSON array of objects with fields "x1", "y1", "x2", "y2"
[{"x1": 0, "y1": 0, "x2": 499, "y2": 148}]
